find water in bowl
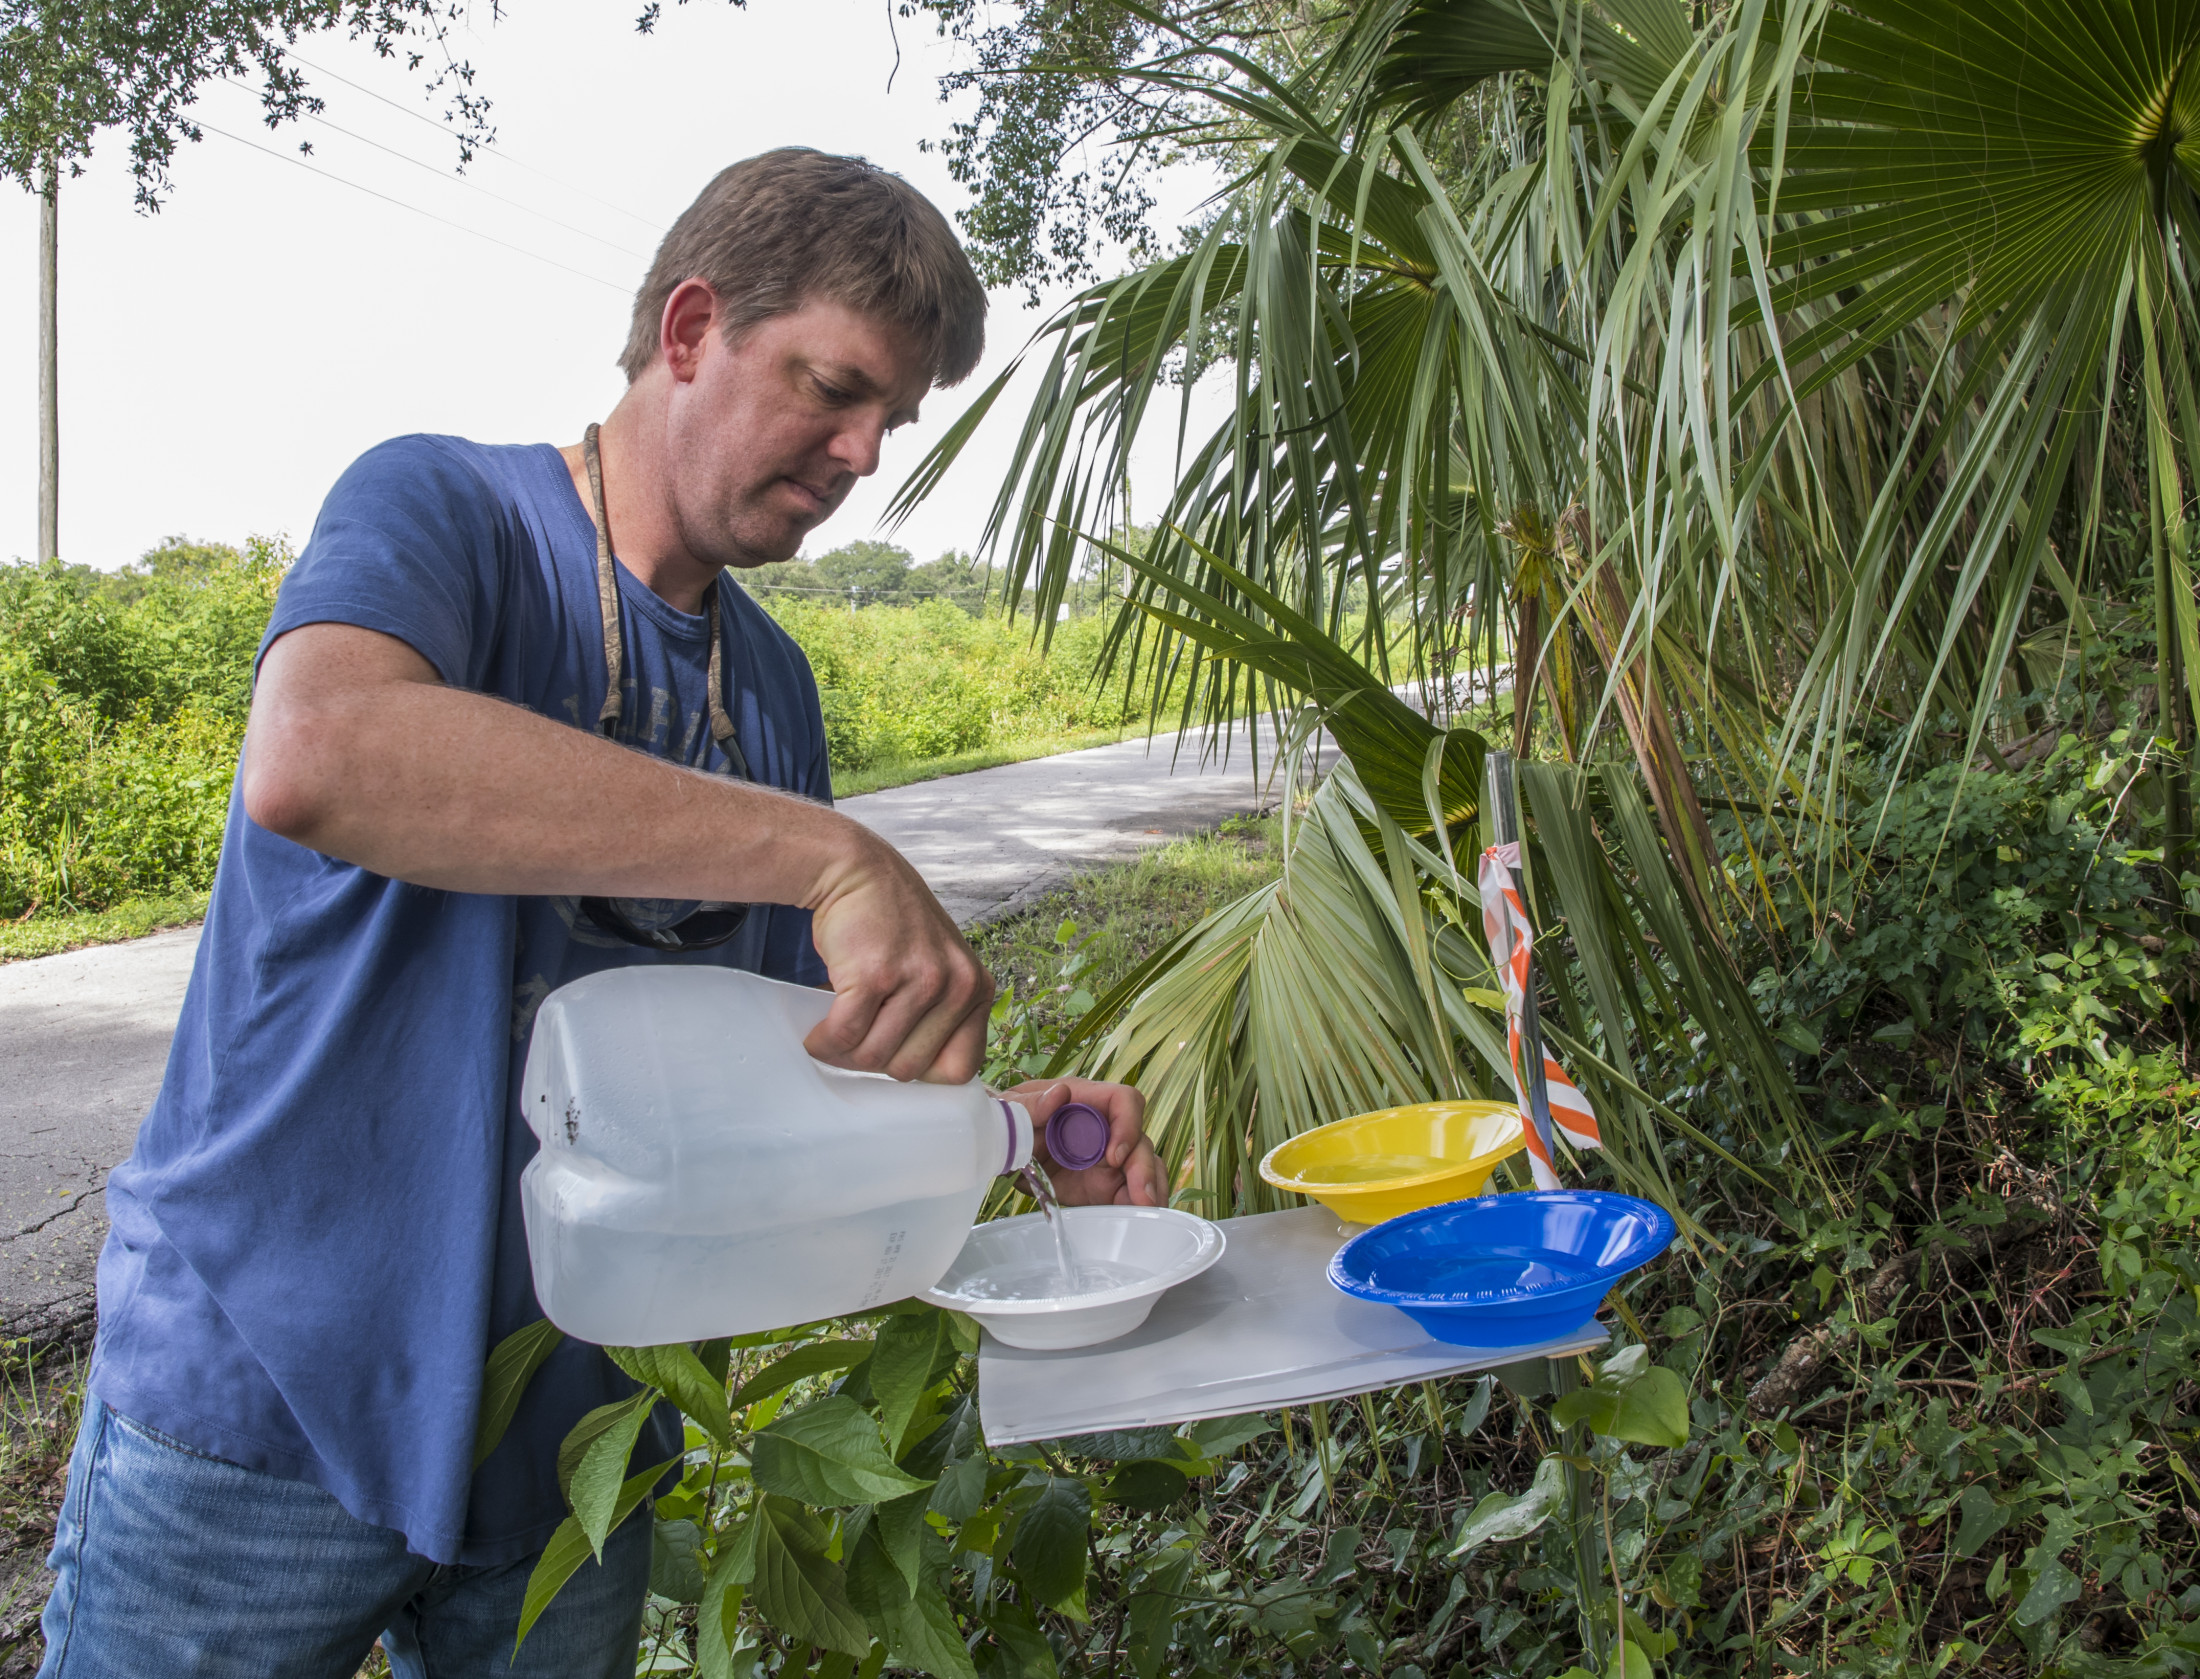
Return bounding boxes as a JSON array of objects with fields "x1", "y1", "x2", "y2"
[
  {"x1": 953, "y1": 1257, "x2": 1153, "y2": 1302},
  {"x1": 1368, "y1": 1245, "x2": 1600, "y2": 1298}
]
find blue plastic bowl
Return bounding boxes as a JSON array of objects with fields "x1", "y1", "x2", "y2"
[{"x1": 1328, "y1": 1190, "x2": 1677, "y2": 1348}]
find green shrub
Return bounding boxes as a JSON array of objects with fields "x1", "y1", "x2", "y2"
[
  {"x1": 1744, "y1": 730, "x2": 2189, "y2": 1072},
  {"x1": 766, "y1": 599, "x2": 1155, "y2": 775},
  {"x1": 0, "y1": 539, "x2": 285, "y2": 916},
  {"x1": 0, "y1": 655, "x2": 246, "y2": 916}
]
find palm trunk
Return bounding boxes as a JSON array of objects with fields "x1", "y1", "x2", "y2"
[
  {"x1": 1512, "y1": 589, "x2": 1541, "y2": 760},
  {"x1": 1561, "y1": 520, "x2": 1730, "y2": 947}
]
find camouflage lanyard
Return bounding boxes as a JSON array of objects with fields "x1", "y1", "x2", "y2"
[
  {"x1": 571, "y1": 424, "x2": 753, "y2": 953},
  {"x1": 582, "y1": 422, "x2": 748, "y2": 778}
]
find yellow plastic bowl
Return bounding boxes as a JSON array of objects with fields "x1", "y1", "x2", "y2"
[{"x1": 1258, "y1": 1100, "x2": 1528, "y2": 1225}]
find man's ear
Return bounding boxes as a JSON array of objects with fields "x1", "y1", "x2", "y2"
[{"x1": 660, "y1": 280, "x2": 719, "y2": 384}]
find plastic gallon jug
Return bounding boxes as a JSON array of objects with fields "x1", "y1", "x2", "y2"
[{"x1": 519, "y1": 965, "x2": 1034, "y2": 1345}]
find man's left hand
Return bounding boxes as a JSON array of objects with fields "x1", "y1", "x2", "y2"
[{"x1": 1004, "y1": 1078, "x2": 1167, "y2": 1207}]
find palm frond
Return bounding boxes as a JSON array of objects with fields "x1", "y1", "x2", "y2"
[{"x1": 903, "y1": 0, "x2": 2200, "y2": 1224}]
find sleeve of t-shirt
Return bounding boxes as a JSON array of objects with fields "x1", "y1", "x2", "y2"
[
  {"x1": 801, "y1": 665, "x2": 834, "y2": 807},
  {"x1": 259, "y1": 435, "x2": 511, "y2": 689},
  {"x1": 779, "y1": 649, "x2": 832, "y2": 987}
]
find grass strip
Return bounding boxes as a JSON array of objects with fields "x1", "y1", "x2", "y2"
[
  {"x1": 831, "y1": 726, "x2": 1137, "y2": 798},
  {"x1": 968, "y1": 815, "x2": 1283, "y2": 1059},
  {"x1": 0, "y1": 890, "x2": 211, "y2": 965}
]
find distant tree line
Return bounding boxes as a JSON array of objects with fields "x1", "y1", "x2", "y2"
[
  {"x1": 737, "y1": 542, "x2": 995, "y2": 613},
  {"x1": 738, "y1": 535, "x2": 1167, "y2": 621}
]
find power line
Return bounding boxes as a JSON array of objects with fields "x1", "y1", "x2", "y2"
[
  {"x1": 295, "y1": 107, "x2": 650, "y2": 261},
  {"x1": 198, "y1": 121, "x2": 631, "y2": 295},
  {"x1": 216, "y1": 73, "x2": 648, "y2": 260},
  {"x1": 285, "y1": 52, "x2": 668, "y2": 239}
]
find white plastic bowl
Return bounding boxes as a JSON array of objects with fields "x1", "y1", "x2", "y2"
[{"x1": 924, "y1": 1206, "x2": 1226, "y2": 1350}]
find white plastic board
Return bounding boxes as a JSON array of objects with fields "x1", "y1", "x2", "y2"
[{"x1": 977, "y1": 1204, "x2": 1608, "y2": 1445}]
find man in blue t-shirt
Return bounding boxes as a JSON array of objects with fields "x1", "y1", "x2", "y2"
[{"x1": 39, "y1": 150, "x2": 1164, "y2": 1679}]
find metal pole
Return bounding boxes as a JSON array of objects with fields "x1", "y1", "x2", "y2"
[
  {"x1": 1485, "y1": 748, "x2": 1604, "y2": 1668},
  {"x1": 1482, "y1": 749, "x2": 1554, "y2": 1163},
  {"x1": 38, "y1": 161, "x2": 59, "y2": 563}
]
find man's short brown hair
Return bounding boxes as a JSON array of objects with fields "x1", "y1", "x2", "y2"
[{"x1": 620, "y1": 149, "x2": 987, "y2": 387}]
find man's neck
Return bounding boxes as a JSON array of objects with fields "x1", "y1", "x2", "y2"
[{"x1": 559, "y1": 391, "x2": 719, "y2": 617}]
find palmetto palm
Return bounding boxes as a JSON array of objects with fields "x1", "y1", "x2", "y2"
[{"x1": 903, "y1": 0, "x2": 2200, "y2": 1210}]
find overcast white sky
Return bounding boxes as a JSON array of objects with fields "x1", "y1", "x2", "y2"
[{"x1": 0, "y1": 0, "x2": 1226, "y2": 572}]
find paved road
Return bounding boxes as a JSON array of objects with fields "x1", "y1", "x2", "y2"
[
  {"x1": 850, "y1": 726, "x2": 1304, "y2": 925},
  {"x1": 0, "y1": 728, "x2": 1304, "y2": 1345},
  {"x1": 0, "y1": 929, "x2": 206, "y2": 1347}
]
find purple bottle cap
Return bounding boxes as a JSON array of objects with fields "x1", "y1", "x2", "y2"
[{"x1": 1045, "y1": 1102, "x2": 1110, "y2": 1172}]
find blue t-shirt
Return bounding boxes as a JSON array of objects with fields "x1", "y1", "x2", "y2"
[{"x1": 93, "y1": 435, "x2": 832, "y2": 1565}]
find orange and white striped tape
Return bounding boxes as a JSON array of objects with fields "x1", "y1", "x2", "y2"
[{"x1": 1478, "y1": 841, "x2": 1603, "y2": 1190}]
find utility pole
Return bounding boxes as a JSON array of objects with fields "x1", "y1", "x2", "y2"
[{"x1": 37, "y1": 161, "x2": 58, "y2": 563}]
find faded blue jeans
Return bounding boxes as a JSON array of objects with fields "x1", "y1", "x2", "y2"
[{"x1": 36, "y1": 1401, "x2": 650, "y2": 1679}]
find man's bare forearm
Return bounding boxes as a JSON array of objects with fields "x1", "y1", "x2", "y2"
[{"x1": 243, "y1": 622, "x2": 865, "y2": 908}]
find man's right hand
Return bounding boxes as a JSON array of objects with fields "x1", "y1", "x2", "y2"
[
  {"x1": 801, "y1": 831, "x2": 992, "y2": 1084},
  {"x1": 248, "y1": 621, "x2": 991, "y2": 1085}
]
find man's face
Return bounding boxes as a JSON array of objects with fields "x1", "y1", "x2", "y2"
[{"x1": 662, "y1": 295, "x2": 934, "y2": 569}]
